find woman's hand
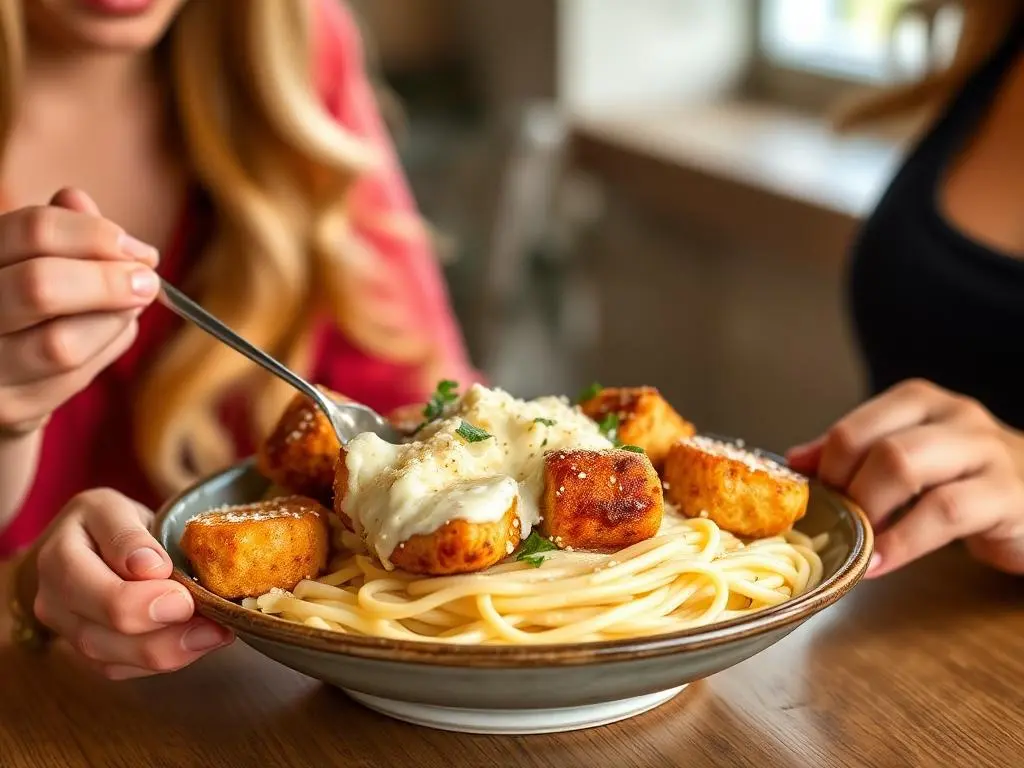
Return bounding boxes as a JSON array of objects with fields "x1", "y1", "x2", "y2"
[
  {"x1": 787, "y1": 379, "x2": 1024, "y2": 578},
  {"x1": 0, "y1": 188, "x2": 159, "y2": 436},
  {"x1": 33, "y1": 488, "x2": 233, "y2": 679}
]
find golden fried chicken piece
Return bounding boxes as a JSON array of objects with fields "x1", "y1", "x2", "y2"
[
  {"x1": 389, "y1": 499, "x2": 521, "y2": 576},
  {"x1": 257, "y1": 388, "x2": 346, "y2": 507},
  {"x1": 332, "y1": 456, "x2": 354, "y2": 532},
  {"x1": 180, "y1": 496, "x2": 330, "y2": 599},
  {"x1": 662, "y1": 436, "x2": 809, "y2": 538},
  {"x1": 541, "y1": 448, "x2": 664, "y2": 550},
  {"x1": 579, "y1": 387, "x2": 695, "y2": 469}
]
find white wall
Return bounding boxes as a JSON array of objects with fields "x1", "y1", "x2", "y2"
[{"x1": 558, "y1": 0, "x2": 752, "y2": 112}]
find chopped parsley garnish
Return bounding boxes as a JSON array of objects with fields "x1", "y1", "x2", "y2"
[
  {"x1": 516, "y1": 530, "x2": 558, "y2": 567},
  {"x1": 597, "y1": 412, "x2": 621, "y2": 446},
  {"x1": 576, "y1": 382, "x2": 602, "y2": 404},
  {"x1": 621, "y1": 444, "x2": 645, "y2": 454},
  {"x1": 534, "y1": 417, "x2": 557, "y2": 427},
  {"x1": 416, "y1": 379, "x2": 459, "y2": 432},
  {"x1": 456, "y1": 421, "x2": 492, "y2": 443}
]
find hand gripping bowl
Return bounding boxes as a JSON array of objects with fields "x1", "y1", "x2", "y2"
[{"x1": 155, "y1": 457, "x2": 873, "y2": 736}]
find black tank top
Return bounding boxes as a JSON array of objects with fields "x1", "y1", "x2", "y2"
[{"x1": 847, "y1": 15, "x2": 1024, "y2": 428}]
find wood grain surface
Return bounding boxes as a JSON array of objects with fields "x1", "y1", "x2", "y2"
[{"x1": 1, "y1": 544, "x2": 1021, "y2": 768}]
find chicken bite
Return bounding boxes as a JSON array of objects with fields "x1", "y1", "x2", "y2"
[
  {"x1": 389, "y1": 499, "x2": 522, "y2": 576},
  {"x1": 331, "y1": 455, "x2": 354, "y2": 531},
  {"x1": 257, "y1": 388, "x2": 345, "y2": 507},
  {"x1": 662, "y1": 436, "x2": 809, "y2": 538},
  {"x1": 180, "y1": 496, "x2": 330, "y2": 599},
  {"x1": 540, "y1": 448, "x2": 664, "y2": 550},
  {"x1": 579, "y1": 386, "x2": 695, "y2": 469}
]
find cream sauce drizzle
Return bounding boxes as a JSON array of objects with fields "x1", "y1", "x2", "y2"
[{"x1": 344, "y1": 384, "x2": 612, "y2": 567}]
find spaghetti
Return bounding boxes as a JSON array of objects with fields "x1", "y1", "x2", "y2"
[{"x1": 243, "y1": 510, "x2": 826, "y2": 644}]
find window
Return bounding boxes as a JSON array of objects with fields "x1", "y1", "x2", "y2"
[{"x1": 759, "y1": 0, "x2": 963, "y2": 84}]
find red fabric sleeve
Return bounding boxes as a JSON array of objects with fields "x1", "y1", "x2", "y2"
[{"x1": 307, "y1": 0, "x2": 481, "y2": 414}]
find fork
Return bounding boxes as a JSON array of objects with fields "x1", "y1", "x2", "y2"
[{"x1": 157, "y1": 280, "x2": 402, "y2": 445}]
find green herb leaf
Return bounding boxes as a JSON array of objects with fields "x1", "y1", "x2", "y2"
[
  {"x1": 456, "y1": 420, "x2": 492, "y2": 443},
  {"x1": 576, "y1": 382, "x2": 602, "y2": 404},
  {"x1": 424, "y1": 379, "x2": 459, "y2": 420},
  {"x1": 516, "y1": 530, "x2": 558, "y2": 567},
  {"x1": 416, "y1": 379, "x2": 460, "y2": 431},
  {"x1": 534, "y1": 417, "x2": 557, "y2": 427},
  {"x1": 621, "y1": 444, "x2": 645, "y2": 454},
  {"x1": 597, "y1": 412, "x2": 621, "y2": 446}
]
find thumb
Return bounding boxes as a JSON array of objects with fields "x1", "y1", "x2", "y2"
[
  {"x1": 48, "y1": 186, "x2": 102, "y2": 215},
  {"x1": 76, "y1": 489, "x2": 173, "y2": 581}
]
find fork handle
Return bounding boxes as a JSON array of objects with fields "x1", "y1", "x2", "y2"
[{"x1": 157, "y1": 281, "x2": 334, "y2": 417}]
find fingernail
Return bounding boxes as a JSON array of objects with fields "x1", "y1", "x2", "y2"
[
  {"x1": 126, "y1": 547, "x2": 164, "y2": 577},
  {"x1": 866, "y1": 552, "x2": 882, "y2": 576},
  {"x1": 130, "y1": 269, "x2": 159, "y2": 298},
  {"x1": 181, "y1": 623, "x2": 228, "y2": 652},
  {"x1": 149, "y1": 590, "x2": 192, "y2": 624},
  {"x1": 119, "y1": 233, "x2": 159, "y2": 265}
]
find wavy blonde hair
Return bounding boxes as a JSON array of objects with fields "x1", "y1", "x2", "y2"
[
  {"x1": 832, "y1": 0, "x2": 1022, "y2": 130},
  {"x1": 1, "y1": 1, "x2": 438, "y2": 494}
]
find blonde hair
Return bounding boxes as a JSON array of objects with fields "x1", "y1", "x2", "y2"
[
  {"x1": 1, "y1": 1, "x2": 438, "y2": 493},
  {"x1": 832, "y1": 0, "x2": 1022, "y2": 131}
]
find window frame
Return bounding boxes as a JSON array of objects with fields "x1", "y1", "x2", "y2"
[{"x1": 745, "y1": 0, "x2": 956, "y2": 114}]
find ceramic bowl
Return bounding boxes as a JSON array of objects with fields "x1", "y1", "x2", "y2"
[{"x1": 155, "y1": 459, "x2": 872, "y2": 735}]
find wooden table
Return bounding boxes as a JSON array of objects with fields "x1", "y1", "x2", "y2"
[{"x1": 2, "y1": 548, "x2": 1022, "y2": 768}]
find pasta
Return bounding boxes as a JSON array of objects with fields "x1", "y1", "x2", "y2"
[
  {"x1": 243, "y1": 509, "x2": 826, "y2": 644},
  {"x1": 195, "y1": 382, "x2": 827, "y2": 645}
]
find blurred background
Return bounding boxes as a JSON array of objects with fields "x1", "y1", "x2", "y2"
[{"x1": 349, "y1": 0, "x2": 965, "y2": 452}]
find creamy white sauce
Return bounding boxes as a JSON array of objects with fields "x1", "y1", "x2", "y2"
[{"x1": 344, "y1": 384, "x2": 612, "y2": 567}]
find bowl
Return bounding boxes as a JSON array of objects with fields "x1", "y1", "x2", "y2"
[{"x1": 155, "y1": 459, "x2": 872, "y2": 735}]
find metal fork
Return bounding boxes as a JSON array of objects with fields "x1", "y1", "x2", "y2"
[{"x1": 157, "y1": 281, "x2": 401, "y2": 445}]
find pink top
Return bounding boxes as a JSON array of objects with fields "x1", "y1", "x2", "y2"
[{"x1": 0, "y1": 0, "x2": 477, "y2": 557}]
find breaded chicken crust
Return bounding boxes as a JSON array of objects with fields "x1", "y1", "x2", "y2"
[
  {"x1": 257, "y1": 389, "x2": 346, "y2": 507},
  {"x1": 181, "y1": 496, "x2": 330, "y2": 599},
  {"x1": 663, "y1": 436, "x2": 809, "y2": 538},
  {"x1": 332, "y1": 456, "x2": 354, "y2": 532},
  {"x1": 389, "y1": 499, "x2": 522, "y2": 575},
  {"x1": 580, "y1": 387, "x2": 695, "y2": 469},
  {"x1": 541, "y1": 448, "x2": 664, "y2": 549}
]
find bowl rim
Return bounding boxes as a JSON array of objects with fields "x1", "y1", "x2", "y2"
[{"x1": 156, "y1": 459, "x2": 874, "y2": 668}]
